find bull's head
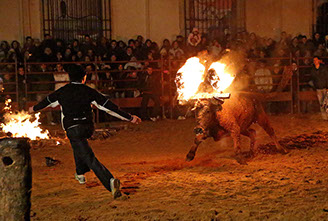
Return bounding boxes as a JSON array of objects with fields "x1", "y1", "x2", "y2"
[{"x1": 192, "y1": 98, "x2": 224, "y2": 136}]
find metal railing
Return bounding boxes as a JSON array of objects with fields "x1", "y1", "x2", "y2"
[{"x1": 0, "y1": 55, "x2": 322, "y2": 122}]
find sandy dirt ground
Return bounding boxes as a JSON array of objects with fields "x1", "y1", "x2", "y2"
[{"x1": 29, "y1": 114, "x2": 328, "y2": 221}]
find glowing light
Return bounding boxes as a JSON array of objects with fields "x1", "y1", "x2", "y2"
[
  {"x1": 176, "y1": 57, "x2": 205, "y2": 101},
  {"x1": 176, "y1": 57, "x2": 235, "y2": 101},
  {"x1": 208, "y1": 62, "x2": 235, "y2": 92}
]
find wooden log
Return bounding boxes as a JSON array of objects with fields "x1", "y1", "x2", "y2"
[{"x1": 0, "y1": 138, "x2": 32, "y2": 221}]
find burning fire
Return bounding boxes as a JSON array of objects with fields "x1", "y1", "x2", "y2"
[
  {"x1": 176, "y1": 57, "x2": 235, "y2": 101},
  {"x1": 1, "y1": 99, "x2": 50, "y2": 140}
]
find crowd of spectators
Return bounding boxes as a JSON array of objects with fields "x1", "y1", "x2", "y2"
[{"x1": 1, "y1": 29, "x2": 328, "y2": 120}]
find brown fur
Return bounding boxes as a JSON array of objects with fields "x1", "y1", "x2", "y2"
[{"x1": 186, "y1": 93, "x2": 288, "y2": 164}]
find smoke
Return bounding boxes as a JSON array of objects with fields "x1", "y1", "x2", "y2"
[{"x1": 219, "y1": 50, "x2": 249, "y2": 92}]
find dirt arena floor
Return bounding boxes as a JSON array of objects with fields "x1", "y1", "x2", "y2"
[{"x1": 30, "y1": 114, "x2": 328, "y2": 221}]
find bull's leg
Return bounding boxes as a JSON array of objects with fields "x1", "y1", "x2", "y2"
[
  {"x1": 186, "y1": 134, "x2": 206, "y2": 162},
  {"x1": 257, "y1": 113, "x2": 288, "y2": 154},
  {"x1": 241, "y1": 129, "x2": 257, "y2": 157},
  {"x1": 230, "y1": 125, "x2": 248, "y2": 165}
]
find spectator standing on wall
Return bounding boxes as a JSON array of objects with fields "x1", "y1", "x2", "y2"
[{"x1": 310, "y1": 56, "x2": 328, "y2": 120}]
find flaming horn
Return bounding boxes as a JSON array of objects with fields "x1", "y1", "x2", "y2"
[{"x1": 175, "y1": 57, "x2": 234, "y2": 104}]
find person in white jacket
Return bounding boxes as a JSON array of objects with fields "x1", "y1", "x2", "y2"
[{"x1": 187, "y1": 28, "x2": 201, "y2": 47}]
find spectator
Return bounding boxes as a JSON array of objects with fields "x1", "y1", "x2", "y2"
[
  {"x1": 198, "y1": 36, "x2": 208, "y2": 51},
  {"x1": 169, "y1": 41, "x2": 184, "y2": 58},
  {"x1": 150, "y1": 42, "x2": 160, "y2": 59},
  {"x1": 30, "y1": 39, "x2": 43, "y2": 61},
  {"x1": 313, "y1": 44, "x2": 328, "y2": 57},
  {"x1": 310, "y1": 56, "x2": 328, "y2": 120},
  {"x1": 124, "y1": 56, "x2": 142, "y2": 70},
  {"x1": 23, "y1": 36, "x2": 34, "y2": 52},
  {"x1": 76, "y1": 51, "x2": 84, "y2": 61},
  {"x1": 142, "y1": 39, "x2": 152, "y2": 59},
  {"x1": 0, "y1": 41, "x2": 10, "y2": 62},
  {"x1": 313, "y1": 32, "x2": 323, "y2": 49},
  {"x1": 123, "y1": 46, "x2": 134, "y2": 61},
  {"x1": 55, "y1": 52, "x2": 63, "y2": 62},
  {"x1": 139, "y1": 67, "x2": 161, "y2": 121},
  {"x1": 137, "y1": 35, "x2": 144, "y2": 46},
  {"x1": 63, "y1": 48, "x2": 72, "y2": 61},
  {"x1": 55, "y1": 39, "x2": 65, "y2": 54},
  {"x1": 159, "y1": 39, "x2": 171, "y2": 58},
  {"x1": 208, "y1": 39, "x2": 222, "y2": 59},
  {"x1": 53, "y1": 63, "x2": 69, "y2": 90},
  {"x1": 81, "y1": 34, "x2": 96, "y2": 53},
  {"x1": 41, "y1": 34, "x2": 56, "y2": 51},
  {"x1": 124, "y1": 67, "x2": 140, "y2": 98},
  {"x1": 2, "y1": 70, "x2": 16, "y2": 101},
  {"x1": 71, "y1": 39, "x2": 80, "y2": 54},
  {"x1": 42, "y1": 47, "x2": 55, "y2": 62},
  {"x1": 11, "y1": 40, "x2": 23, "y2": 61},
  {"x1": 187, "y1": 28, "x2": 201, "y2": 47},
  {"x1": 97, "y1": 36, "x2": 109, "y2": 57},
  {"x1": 254, "y1": 61, "x2": 273, "y2": 93}
]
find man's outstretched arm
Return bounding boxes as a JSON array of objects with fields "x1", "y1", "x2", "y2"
[
  {"x1": 91, "y1": 90, "x2": 141, "y2": 124},
  {"x1": 29, "y1": 90, "x2": 60, "y2": 113}
]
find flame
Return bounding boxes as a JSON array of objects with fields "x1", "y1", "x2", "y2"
[
  {"x1": 1, "y1": 99, "x2": 50, "y2": 140},
  {"x1": 176, "y1": 57, "x2": 235, "y2": 101},
  {"x1": 208, "y1": 62, "x2": 235, "y2": 92},
  {"x1": 176, "y1": 57, "x2": 205, "y2": 101},
  {"x1": 4, "y1": 99, "x2": 12, "y2": 112}
]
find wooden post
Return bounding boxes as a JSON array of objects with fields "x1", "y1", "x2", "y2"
[{"x1": 0, "y1": 138, "x2": 32, "y2": 221}]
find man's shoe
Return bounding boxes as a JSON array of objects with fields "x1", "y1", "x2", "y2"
[
  {"x1": 74, "y1": 173, "x2": 86, "y2": 184},
  {"x1": 150, "y1": 117, "x2": 157, "y2": 122},
  {"x1": 110, "y1": 178, "x2": 122, "y2": 199}
]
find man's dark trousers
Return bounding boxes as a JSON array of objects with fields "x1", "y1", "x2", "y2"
[
  {"x1": 66, "y1": 124, "x2": 114, "y2": 191},
  {"x1": 140, "y1": 93, "x2": 161, "y2": 119}
]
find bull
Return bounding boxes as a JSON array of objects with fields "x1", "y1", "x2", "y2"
[{"x1": 186, "y1": 93, "x2": 288, "y2": 164}]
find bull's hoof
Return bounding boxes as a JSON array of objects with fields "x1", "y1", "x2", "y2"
[
  {"x1": 235, "y1": 154, "x2": 248, "y2": 165},
  {"x1": 186, "y1": 152, "x2": 195, "y2": 162}
]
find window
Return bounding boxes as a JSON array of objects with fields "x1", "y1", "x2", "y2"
[
  {"x1": 184, "y1": 0, "x2": 245, "y2": 40},
  {"x1": 314, "y1": 0, "x2": 328, "y2": 35},
  {"x1": 41, "y1": 0, "x2": 111, "y2": 41}
]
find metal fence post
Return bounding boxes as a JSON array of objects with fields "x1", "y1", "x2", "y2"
[
  {"x1": 94, "y1": 57, "x2": 100, "y2": 125},
  {"x1": 296, "y1": 57, "x2": 300, "y2": 113},
  {"x1": 289, "y1": 54, "x2": 294, "y2": 114},
  {"x1": 23, "y1": 58, "x2": 28, "y2": 110},
  {"x1": 168, "y1": 57, "x2": 173, "y2": 119},
  {"x1": 14, "y1": 58, "x2": 19, "y2": 109},
  {"x1": 160, "y1": 58, "x2": 165, "y2": 118}
]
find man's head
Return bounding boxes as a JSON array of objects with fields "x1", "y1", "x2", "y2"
[
  {"x1": 68, "y1": 65, "x2": 86, "y2": 82},
  {"x1": 56, "y1": 63, "x2": 63, "y2": 71},
  {"x1": 147, "y1": 67, "x2": 153, "y2": 75},
  {"x1": 18, "y1": 67, "x2": 24, "y2": 75}
]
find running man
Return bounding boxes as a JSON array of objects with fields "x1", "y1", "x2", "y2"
[{"x1": 29, "y1": 65, "x2": 141, "y2": 198}]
